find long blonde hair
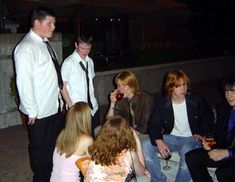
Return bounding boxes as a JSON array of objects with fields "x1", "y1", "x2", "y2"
[
  {"x1": 56, "y1": 102, "x2": 91, "y2": 158},
  {"x1": 115, "y1": 71, "x2": 140, "y2": 95}
]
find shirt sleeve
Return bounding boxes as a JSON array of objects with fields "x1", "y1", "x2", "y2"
[
  {"x1": 14, "y1": 49, "x2": 38, "y2": 118},
  {"x1": 89, "y1": 59, "x2": 95, "y2": 79},
  {"x1": 228, "y1": 149, "x2": 233, "y2": 158},
  {"x1": 61, "y1": 61, "x2": 71, "y2": 82}
]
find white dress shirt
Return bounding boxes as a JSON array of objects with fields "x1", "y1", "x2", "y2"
[
  {"x1": 14, "y1": 29, "x2": 59, "y2": 119},
  {"x1": 61, "y1": 50, "x2": 98, "y2": 116}
]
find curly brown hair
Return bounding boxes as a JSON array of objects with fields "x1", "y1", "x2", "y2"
[{"x1": 89, "y1": 116, "x2": 136, "y2": 166}]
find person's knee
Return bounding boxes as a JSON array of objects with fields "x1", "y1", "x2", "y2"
[
  {"x1": 185, "y1": 151, "x2": 194, "y2": 165},
  {"x1": 141, "y1": 138, "x2": 151, "y2": 147},
  {"x1": 141, "y1": 139, "x2": 154, "y2": 154},
  {"x1": 142, "y1": 139, "x2": 157, "y2": 161},
  {"x1": 181, "y1": 143, "x2": 196, "y2": 156},
  {"x1": 215, "y1": 167, "x2": 225, "y2": 181}
]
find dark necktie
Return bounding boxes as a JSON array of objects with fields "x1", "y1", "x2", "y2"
[
  {"x1": 227, "y1": 109, "x2": 235, "y2": 139},
  {"x1": 44, "y1": 41, "x2": 64, "y2": 90},
  {"x1": 79, "y1": 61, "x2": 93, "y2": 110}
]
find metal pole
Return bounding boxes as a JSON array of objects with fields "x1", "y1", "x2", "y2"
[{"x1": 0, "y1": 0, "x2": 5, "y2": 30}]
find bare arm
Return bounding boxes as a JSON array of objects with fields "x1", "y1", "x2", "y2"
[
  {"x1": 74, "y1": 135, "x2": 93, "y2": 156},
  {"x1": 130, "y1": 151, "x2": 145, "y2": 176},
  {"x1": 61, "y1": 82, "x2": 73, "y2": 109},
  {"x1": 106, "y1": 90, "x2": 118, "y2": 118},
  {"x1": 133, "y1": 130, "x2": 145, "y2": 166}
]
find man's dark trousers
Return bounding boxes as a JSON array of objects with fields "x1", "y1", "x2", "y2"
[{"x1": 27, "y1": 112, "x2": 64, "y2": 182}]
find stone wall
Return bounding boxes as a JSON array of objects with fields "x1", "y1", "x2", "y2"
[
  {"x1": 94, "y1": 56, "x2": 235, "y2": 106},
  {"x1": 1, "y1": 34, "x2": 235, "y2": 129}
]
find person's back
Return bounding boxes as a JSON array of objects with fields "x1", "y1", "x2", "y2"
[
  {"x1": 85, "y1": 150, "x2": 131, "y2": 181},
  {"x1": 50, "y1": 149, "x2": 82, "y2": 182},
  {"x1": 50, "y1": 102, "x2": 93, "y2": 182},
  {"x1": 85, "y1": 116, "x2": 150, "y2": 182}
]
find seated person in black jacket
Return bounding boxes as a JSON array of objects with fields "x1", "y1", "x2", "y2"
[
  {"x1": 186, "y1": 75, "x2": 235, "y2": 182},
  {"x1": 142, "y1": 70, "x2": 214, "y2": 182}
]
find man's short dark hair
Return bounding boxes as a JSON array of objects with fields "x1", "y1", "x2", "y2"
[
  {"x1": 75, "y1": 35, "x2": 93, "y2": 44},
  {"x1": 222, "y1": 74, "x2": 235, "y2": 91},
  {"x1": 30, "y1": 7, "x2": 56, "y2": 27}
]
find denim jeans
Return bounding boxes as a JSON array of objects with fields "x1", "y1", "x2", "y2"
[
  {"x1": 141, "y1": 135, "x2": 201, "y2": 182},
  {"x1": 130, "y1": 175, "x2": 151, "y2": 182}
]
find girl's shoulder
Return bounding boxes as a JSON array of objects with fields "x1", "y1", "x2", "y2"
[
  {"x1": 75, "y1": 134, "x2": 93, "y2": 156},
  {"x1": 80, "y1": 134, "x2": 93, "y2": 142},
  {"x1": 124, "y1": 150, "x2": 137, "y2": 165},
  {"x1": 80, "y1": 134, "x2": 93, "y2": 147}
]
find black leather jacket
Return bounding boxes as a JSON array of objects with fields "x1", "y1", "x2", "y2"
[{"x1": 148, "y1": 93, "x2": 215, "y2": 146}]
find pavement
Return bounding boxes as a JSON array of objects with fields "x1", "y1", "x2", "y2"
[
  {"x1": 0, "y1": 125, "x2": 32, "y2": 182},
  {"x1": 0, "y1": 80, "x2": 222, "y2": 182}
]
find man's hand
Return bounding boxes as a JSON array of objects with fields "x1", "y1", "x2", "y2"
[
  {"x1": 156, "y1": 139, "x2": 170, "y2": 159},
  {"x1": 110, "y1": 89, "x2": 118, "y2": 103},
  {"x1": 144, "y1": 169, "x2": 151, "y2": 178},
  {"x1": 193, "y1": 134, "x2": 203, "y2": 141},
  {"x1": 28, "y1": 117, "x2": 36, "y2": 125},
  {"x1": 202, "y1": 139, "x2": 211, "y2": 151},
  {"x1": 208, "y1": 149, "x2": 229, "y2": 161}
]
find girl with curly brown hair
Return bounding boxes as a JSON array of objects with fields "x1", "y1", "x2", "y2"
[{"x1": 85, "y1": 115, "x2": 150, "y2": 182}]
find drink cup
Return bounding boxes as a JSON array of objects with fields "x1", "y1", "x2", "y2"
[
  {"x1": 115, "y1": 92, "x2": 124, "y2": 101},
  {"x1": 163, "y1": 151, "x2": 172, "y2": 171},
  {"x1": 164, "y1": 153, "x2": 172, "y2": 160},
  {"x1": 205, "y1": 138, "x2": 216, "y2": 148}
]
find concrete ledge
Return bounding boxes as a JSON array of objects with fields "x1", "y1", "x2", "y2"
[
  {"x1": 94, "y1": 56, "x2": 235, "y2": 106},
  {"x1": 1, "y1": 56, "x2": 235, "y2": 129},
  {"x1": 0, "y1": 109, "x2": 21, "y2": 129}
]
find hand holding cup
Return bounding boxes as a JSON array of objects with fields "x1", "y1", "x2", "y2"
[
  {"x1": 115, "y1": 91, "x2": 124, "y2": 101},
  {"x1": 110, "y1": 90, "x2": 123, "y2": 103},
  {"x1": 202, "y1": 136, "x2": 216, "y2": 150}
]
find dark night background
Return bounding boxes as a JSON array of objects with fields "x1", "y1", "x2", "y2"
[{"x1": 1, "y1": 0, "x2": 235, "y2": 71}]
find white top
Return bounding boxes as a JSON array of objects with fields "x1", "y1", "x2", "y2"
[
  {"x1": 171, "y1": 100, "x2": 192, "y2": 137},
  {"x1": 50, "y1": 148, "x2": 81, "y2": 182},
  {"x1": 61, "y1": 51, "x2": 98, "y2": 115},
  {"x1": 14, "y1": 29, "x2": 59, "y2": 118}
]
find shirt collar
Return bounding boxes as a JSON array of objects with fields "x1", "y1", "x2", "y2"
[
  {"x1": 29, "y1": 28, "x2": 45, "y2": 42},
  {"x1": 73, "y1": 50, "x2": 89, "y2": 63}
]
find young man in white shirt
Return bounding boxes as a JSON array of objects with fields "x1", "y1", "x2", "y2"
[
  {"x1": 14, "y1": 7, "x2": 63, "y2": 182},
  {"x1": 61, "y1": 35, "x2": 99, "y2": 135}
]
